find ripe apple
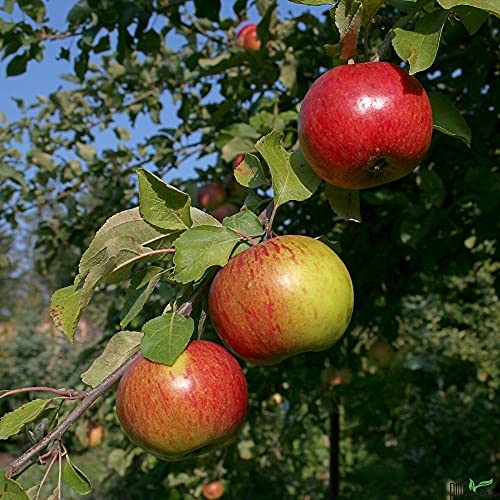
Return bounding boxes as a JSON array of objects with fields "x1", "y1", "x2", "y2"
[
  {"x1": 202, "y1": 481, "x2": 225, "y2": 500},
  {"x1": 236, "y1": 23, "x2": 261, "y2": 51},
  {"x1": 208, "y1": 235, "x2": 354, "y2": 365},
  {"x1": 87, "y1": 424, "x2": 105, "y2": 447},
  {"x1": 211, "y1": 203, "x2": 239, "y2": 221},
  {"x1": 115, "y1": 340, "x2": 248, "y2": 460},
  {"x1": 198, "y1": 182, "x2": 226, "y2": 210},
  {"x1": 298, "y1": 62, "x2": 433, "y2": 189},
  {"x1": 367, "y1": 339, "x2": 395, "y2": 368}
]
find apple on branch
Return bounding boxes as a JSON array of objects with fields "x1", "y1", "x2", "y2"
[
  {"x1": 298, "y1": 62, "x2": 433, "y2": 189},
  {"x1": 115, "y1": 340, "x2": 248, "y2": 460},
  {"x1": 198, "y1": 182, "x2": 226, "y2": 210},
  {"x1": 208, "y1": 235, "x2": 354, "y2": 365},
  {"x1": 236, "y1": 23, "x2": 261, "y2": 51}
]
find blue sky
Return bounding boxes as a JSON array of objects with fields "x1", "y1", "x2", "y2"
[{"x1": 1, "y1": 0, "x2": 316, "y2": 181}]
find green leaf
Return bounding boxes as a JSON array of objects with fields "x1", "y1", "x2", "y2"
[
  {"x1": 138, "y1": 168, "x2": 192, "y2": 230},
  {"x1": 50, "y1": 284, "x2": 82, "y2": 341},
  {"x1": 469, "y1": 478, "x2": 476, "y2": 492},
  {"x1": 3, "y1": 0, "x2": 16, "y2": 14},
  {"x1": 137, "y1": 30, "x2": 162, "y2": 53},
  {"x1": 256, "y1": 133, "x2": 320, "y2": 209},
  {"x1": 6, "y1": 53, "x2": 28, "y2": 76},
  {"x1": 194, "y1": 0, "x2": 221, "y2": 20},
  {"x1": 120, "y1": 267, "x2": 167, "y2": 328},
  {"x1": 0, "y1": 400, "x2": 52, "y2": 440},
  {"x1": 79, "y1": 208, "x2": 174, "y2": 277},
  {"x1": 234, "y1": 154, "x2": 267, "y2": 188},
  {"x1": 429, "y1": 91, "x2": 471, "y2": 146},
  {"x1": 81, "y1": 331, "x2": 143, "y2": 387},
  {"x1": 141, "y1": 313, "x2": 194, "y2": 365},
  {"x1": 75, "y1": 142, "x2": 96, "y2": 162},
  {"x1": 222, "y1": 211, "x2": 264, "y2": 236},
  {"x1": 173, "y1": 226, "x2": 243, "y2": 284},
  {"x1": 0, "y1": 163, "x2": 26, "y2": 187},
  {"x1": 63, "y1": 456, "x2": 92, "y2": 495},
  {"x1": 392, "y1": 10, "x2": 448, "y2": 74},
  {"x1": 17, "y1": 0, "x2": 46, "y2": 23},
  {"x1": 0, "y1": 473, "x2": 29, "y2": 499},
  {"x1": 361, "y1": 0, "x2": 385, "y2": 27},
  {"x1": 324, "y1": 184, "x2": 362, "y2": 222},
  {"x1": 437, "y1": 0, "x2": 499, "y2": 17},
  {"x1": 221, "y1": 137, "x2": 256, "y2": 162},
  {"x1": 190, "y1": 207, "x2": 222, "y2": 227},
  {"x1": 454, "y1": 5, "x2": 489, "y2": 33},
  {"x1": 317, "y1": 235, "x2": 342, "y2": 254}
]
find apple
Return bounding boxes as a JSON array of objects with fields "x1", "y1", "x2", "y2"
[
  {"x1": 321, "y1": 367, "x2": 352, "y2": 386},
  {"x1": 211, "y1": 203, "x2": 239, "y2": 221},
  {"x1": 208, "y1": 235, "x2": 354, "y2": 365},
  {"x1": 202, "y1": 481, "x2": 225, "y2": 500},
  {"x1": 236, "y1": 23, "x2": 261, "y2": 52},
  {"x1": 367, "y1": 339, "x2": 395, "y2": 368},
  {"x1": 115, "y1": 340, "x2": 248, "y2": 460},
  {"x1": 198, "y1": 182, "x2": 226, "y2": 210},
  {"x1": 298, "y1": 62, "x2": 433, "y2": 189},
  {"x1": 87, "y1": 424, "x2": 105, "y2": 447}
]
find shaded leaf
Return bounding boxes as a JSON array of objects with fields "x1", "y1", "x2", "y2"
[
  {"x1": 429, "y1": 91, "x2": 471, "y2": 146},
  {"x1": 121, "y1": 267, "x2": 167, "y2": 328},
  {"x1": 17, "y1": 0, "x2": 46, "y2": 23},
  {"x1": 63, "y1": 456, "x2": 92, "y2": 495},
  {"x1": 6, "y1": 53, "x2": 28, "y2": 76},
  {"x1": 332, "y1": 0, "x2": 363, "y2": 60},
  {"x1": 453, "y1": 5, "x2": 489, "y2": 34},
  {"x1": 0, "y1": 400, "x2": 52, "y2": 440},
  {"x1": 325, "y1": 184, "x2": 362, "y2": 222},
  {"x1": 81, "y1": 331, "x2": 143, "y2": 387},
  {"x1": 141, "y1": 313, "x2": 194, "y2": 365},
  {"x1": 234, "y1": 153, "x2": 267, "y2": 188}
]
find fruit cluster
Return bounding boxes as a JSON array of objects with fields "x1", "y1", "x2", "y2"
[{"x1": 116, "y1": 39, "x2": 432, "y2": 489}]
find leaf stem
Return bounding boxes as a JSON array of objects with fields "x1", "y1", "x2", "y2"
[{"x1": 0, "y1": 387, "x2": 84, "y2": 401}]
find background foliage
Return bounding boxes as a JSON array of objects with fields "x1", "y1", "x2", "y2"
[{"x1": 0, "y1": 0, "x2": 498, "y2": 498}]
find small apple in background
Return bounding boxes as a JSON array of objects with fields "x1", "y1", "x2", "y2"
[
  {"x1": 367, "y1": 339, "x2": 395, "y2": 368},
  {"x1": 321, "y1": 367, "x2": 353, "y2": 387},
  {"x1": 208, "y1": 235, "x2": 354, "y2": 365},
  {"x1": 298, "y1": 62, "x2": 433, "y2": 189},
  {"x1": 87, "y1": 423, "x2": 105, "y2": 447},
  {"x1": 211, "y1": 203, "x2": 239, "y2": 221},
  {"x1": 202, "y1": 481, "x2": 225, "y2": 500},
  {"x1": 198, "y1": 182, "x2": 226, "y2": 210},
  {"x1": 115, "y1": 341, "x2": 248, "y2": 460},
  {"x1": 236, "y1": 23, "x2": 261, "y2": 51}
]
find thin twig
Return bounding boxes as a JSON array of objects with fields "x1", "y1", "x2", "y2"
[{"x1": 0, "y1": 387, "x2": 84, "y2": 401}]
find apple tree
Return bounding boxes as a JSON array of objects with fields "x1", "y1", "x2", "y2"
[{"x1": 0, "y1": 0, "x2": 499, "y2": 498}]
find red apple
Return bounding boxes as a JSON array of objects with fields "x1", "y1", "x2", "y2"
[
  {"x1": 198, "y1": 182, "x2": 226, "y2": 210},
  {"x1": 232, "y1": 154, "x2": 244, "y2": 169},
  {"x1": 202, "y1": 481, "x2": 225, "y2": 499},
  {"x1": 298, "y1": 62, "x2": 433, "y2": 189},
  {"x1": 208, "y1": 235, "x2": 354, "y2": 365},
  {"x1": 236, "y1": 23, "x2": 261, "y2": 51},
  {"x1": 87, "y1": 424, "x2": 105, "y2": 447},
  {"x1": 115, "y1": 340, "x2": 248, "y2": 460},
  {"x1": 211, "y1": 203, "x2": 239, "y2": 221}
]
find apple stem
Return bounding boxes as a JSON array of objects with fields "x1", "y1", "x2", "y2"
[{"x1": 5, "y1": 273, "x2": 216, "y2": 481}]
